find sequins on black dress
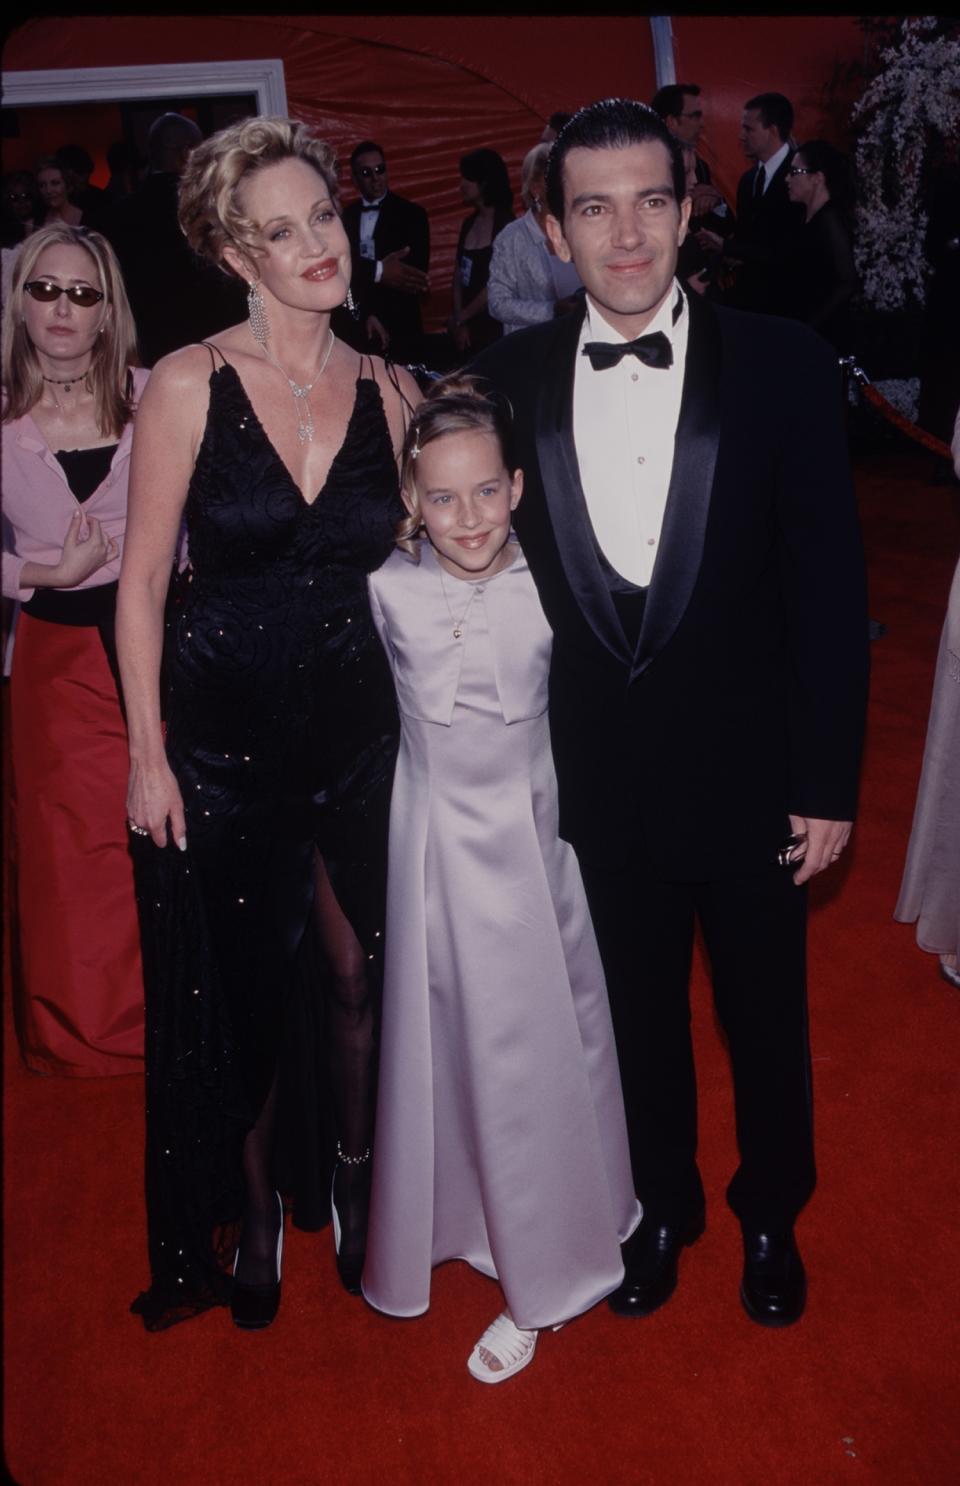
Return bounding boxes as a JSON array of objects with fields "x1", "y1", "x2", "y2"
[{"x1": 130, "y1": 351, "x2": 401, "y2": 1329}]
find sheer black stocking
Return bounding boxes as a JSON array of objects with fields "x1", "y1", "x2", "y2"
[
  {"x1": 314, "y1": 851, "x2": 374, "y2": 1262},
  {"x1": 234, "y1": 1073, "x2": 282, "y2": 1288}
]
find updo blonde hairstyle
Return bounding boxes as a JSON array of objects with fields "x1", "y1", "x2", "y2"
[
  {"x1": 177, "y1": 116, "x2": 340, "y2": 271},
  {"x1": 397, "y1": 374, "x2": 517, "y2": 558}
]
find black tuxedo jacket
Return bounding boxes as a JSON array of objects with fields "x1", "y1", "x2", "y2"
[
  {"x1": 341, "y1": 191, "x2": 430, "y2": 360},
  {"x1": 726, "y1": 153, "x2": 804, "y2": 315},
  {"x1": 472, "y1": 295, "x2": 868, "y2": 879}
]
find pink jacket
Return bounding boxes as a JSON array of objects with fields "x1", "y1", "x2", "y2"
[{"x1": 2, "y1": 366, "x2": 150, "y2": 601}]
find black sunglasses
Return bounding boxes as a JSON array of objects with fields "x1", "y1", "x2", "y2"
[
  {"x1": 356, "y1": 163, "x2": 386, "y2": 178},
  {"x1": 24, "y1": 280, "x2": 104, "y2": 309}
]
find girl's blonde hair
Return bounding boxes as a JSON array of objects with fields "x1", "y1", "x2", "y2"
[
  {"x1": 397, "y1": 374, "x2": 517, "y2": 557},
  {"x1": 177, "y1": 115, "x2": 340, "y2": 271},
  {"x1": 2, "y1": 223, "x2": 139, "y2": 438}
]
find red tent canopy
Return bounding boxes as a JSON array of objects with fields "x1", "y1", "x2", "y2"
[{"x1": 4, "y1": 14, "x2": 867, "y2": 323}]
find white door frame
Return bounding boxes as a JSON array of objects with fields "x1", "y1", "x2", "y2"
[{"x1": 1, "y1": 59, "x2": 287, "y2": 114}]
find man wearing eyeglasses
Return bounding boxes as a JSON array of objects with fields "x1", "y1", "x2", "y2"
[
  {"x1": 651, "y1": 84, "x2": 730, "y2": 230},
  {"x1": 341, "y1": 141, "x2": 430, "y2": 364}
]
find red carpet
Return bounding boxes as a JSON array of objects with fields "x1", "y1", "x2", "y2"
[{"x1": 4, "y1": 448, "x2": 959, "y2": 1486}]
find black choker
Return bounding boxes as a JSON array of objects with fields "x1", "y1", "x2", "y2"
[{"x1": 43, "y1": 372, "x2": 90, "y2": 391}]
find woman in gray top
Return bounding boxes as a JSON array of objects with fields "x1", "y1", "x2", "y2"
[{"x1": 488, "y1": 143, "x2": 581, "y2": 337}]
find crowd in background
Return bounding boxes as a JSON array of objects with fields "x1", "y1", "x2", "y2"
[{"x1": 0, "y1": 86, "x2": 900, "y2": 378}]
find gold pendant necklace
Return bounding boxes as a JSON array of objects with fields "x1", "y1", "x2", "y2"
[{"x1": 438, "y1": 565, "x2": 481, "y2": 640}]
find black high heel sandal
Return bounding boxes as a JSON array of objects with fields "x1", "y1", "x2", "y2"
[
  {"x1": 231, "y1": 1190, "x2": 284, "y2": 1329},
  {"x1": 331, "y1": 1142, "x2": 371, "y2": 1296}
]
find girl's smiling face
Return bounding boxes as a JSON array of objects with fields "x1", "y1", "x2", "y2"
[{"x1": 405, "y1": 429, "x2": 522, "y2": 581}]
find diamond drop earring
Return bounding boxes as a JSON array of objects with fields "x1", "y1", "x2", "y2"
[
  {"x1": 346, "y1": 286, "x2": 359, "y2": 320},
  {"x1": 247, "y1": 280, "x2": 270, "y2": 344}
]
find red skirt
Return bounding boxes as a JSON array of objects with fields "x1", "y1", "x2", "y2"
[{"x1": 9, "y1": 613, "x2": 144, "y2": 1075}]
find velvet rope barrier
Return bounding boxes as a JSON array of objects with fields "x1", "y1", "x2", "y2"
[{"x1": 840, "y1": 358, "x2": 953, "y2": 460}]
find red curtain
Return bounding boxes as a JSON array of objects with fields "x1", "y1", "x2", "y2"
[{"x1": 671, "y1": 15, "x2": 868, "y2": 207}]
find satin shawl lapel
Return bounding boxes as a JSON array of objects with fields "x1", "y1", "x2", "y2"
[
  {"x1": 631, "y1": 292, "x2": 722, "y2": 682},
  {"x1": 533, "y1": 306, "x2": 632, "y2": 666}
]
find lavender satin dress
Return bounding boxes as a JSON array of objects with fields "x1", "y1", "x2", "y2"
[{"x1": 364, "y1": 542, "x2": 640, "y2": 1330}]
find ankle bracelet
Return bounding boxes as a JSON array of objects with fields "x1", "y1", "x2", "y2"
[{"x1": 336, "y1": 1141, "x2": 371, "y2": 1166}]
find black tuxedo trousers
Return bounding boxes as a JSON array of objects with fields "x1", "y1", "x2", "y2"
[{"x1": 579, "y1": 858, "x2": 814, "y2": 1229}]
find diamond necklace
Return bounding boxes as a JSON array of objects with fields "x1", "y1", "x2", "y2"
[{"x1": 259, "y1": 329, "x2": 336, "y2": 444}]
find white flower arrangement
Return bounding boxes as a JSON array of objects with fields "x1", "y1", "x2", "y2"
[
  {"x1": 871, "y1": 377, "x2": 921, "y2": 422},
  {"x1": 853, "y1": 16, "x2": 960, "y2": 311}
]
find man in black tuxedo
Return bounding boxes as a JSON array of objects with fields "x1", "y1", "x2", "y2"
[
  {"x1": 340, "y1": 141, "x2": 430, "y2": 365},
  {"x1": 472, "y1": 99, "x2": 868, "y2": 1328},
  {"x1": 699, "y1": 91, "x2": 803, "y2": 315}
]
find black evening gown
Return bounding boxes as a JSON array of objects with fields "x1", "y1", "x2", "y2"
[{"x1": 130, "y1": 348, "x2": 401, "y2": 1329}]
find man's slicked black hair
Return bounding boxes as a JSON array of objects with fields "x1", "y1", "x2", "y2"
[
  {"x1": 545, "y1": 97, "x2": 687, "y2": 221},
  {"x1": 744, "y1": 93, "x2": 794, "y2": 143}
]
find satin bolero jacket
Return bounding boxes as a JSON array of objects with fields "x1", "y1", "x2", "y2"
[{"x1": 367, "y1": 541, "x2": 550, "y2": 727}]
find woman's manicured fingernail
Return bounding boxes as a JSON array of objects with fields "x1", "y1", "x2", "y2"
[{"x1": 177, "y1": 837, "x2": 187, "y2": 852}]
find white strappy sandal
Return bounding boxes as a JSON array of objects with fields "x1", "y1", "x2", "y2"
[{"x1": 467, "y1": 1311, "x2": 542, "y2": 1384}]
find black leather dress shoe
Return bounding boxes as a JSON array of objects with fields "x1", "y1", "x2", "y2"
[
  {"x1": 607, "y1": 1213, "x2": 706, "y2": 1317},
  {"x1": 739, "y1": 1227, "x2": 806, "y2": 1327}
]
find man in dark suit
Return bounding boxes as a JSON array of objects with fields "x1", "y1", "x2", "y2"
[
  {"x1": 699, "y1": 91, "x2": 803, "y2": 314},
  {"x1": 650, "y1": 83, "x2": 731, "y2": 233},
  {"x1": 340, "y1": 141, "x2": 430, "y2": 365},
  {"x1": 473, "y1": 99, "x2": 868, "y2": 1328}
]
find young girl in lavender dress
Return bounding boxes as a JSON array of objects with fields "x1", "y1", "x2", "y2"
[{"x1": 363, "y1": 378, "x2": 640, "y2": 1383}]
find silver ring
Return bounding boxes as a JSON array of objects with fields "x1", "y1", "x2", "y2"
[{"x1": 128, "y1": 822, "x2": 150, "y2": 837}]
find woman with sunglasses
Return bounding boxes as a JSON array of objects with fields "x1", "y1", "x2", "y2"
[{"x1": 2, "y1": 223, "x2": 148, "y2": 1076}]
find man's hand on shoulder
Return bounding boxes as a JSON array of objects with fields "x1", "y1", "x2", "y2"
[{"x1": 788, "y1": 814, "x2": 853, "y2": 885}]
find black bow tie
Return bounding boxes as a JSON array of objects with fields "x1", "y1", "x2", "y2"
[
  {"x1": 582, "y1": 330, "x2": 673, "y2": 371},
  {"x1": 361, "y1": 201, "x2": 383, "y2": 212}
]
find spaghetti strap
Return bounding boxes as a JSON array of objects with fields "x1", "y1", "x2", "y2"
[
  {"x1": 384, "y1": 356, "x2": 417, "y2": 436},
  {"x1": 201, "y1": 342, "x2": 228, "y2": 371}
]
